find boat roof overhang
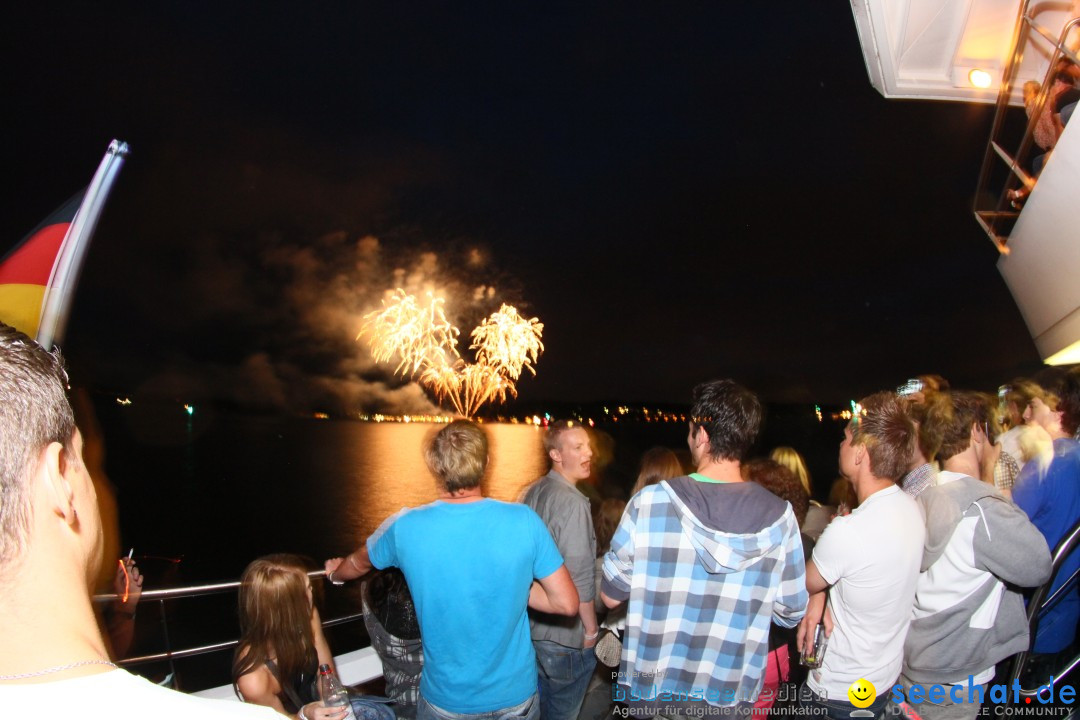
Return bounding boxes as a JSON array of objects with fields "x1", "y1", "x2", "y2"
[{"x1": 849, "y1": 0, "x2": 1077, "y2": 105}]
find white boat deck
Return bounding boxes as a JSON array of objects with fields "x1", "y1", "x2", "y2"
[{"x1": 193, "y1": 646, "x2": 386, "y2": 702}]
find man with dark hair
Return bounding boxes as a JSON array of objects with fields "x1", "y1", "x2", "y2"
[
  {"x1": 899, "y1": 392, "x2": 1051, "y2": 719},
  {"x1": 1012, "y1": 371, "x2": 1080, "y2": 676},
  {"x1": 601, "y1": 379, "x2": 807, "y2": 716},
  {"x1": 799, "y1": 392, "x2": 924, "y2": 720},
  {"x1": 327, "y1": 420, "x2": 579, "y2": 720},
  {"x1": 521, "y1": 420, "x2": 599, "y2": 720},
  {"x1": 0, "y1": 323, "x2": 278, "y2": 718}
]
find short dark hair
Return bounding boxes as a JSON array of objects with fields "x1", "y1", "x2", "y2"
[
  {"x1": 938, "y1": 391, "x2": 995, "y2": 463},
  {"x1": 743, "y1": 457, "x2": 809, "y2": 526},
  {"x1": 690, "y1": 379, "x2": 762, "y2": 462},
  {"x1": 850, "y1": 392, "x2": 915, "y2": 482},
  {"x1": 0, "y1": 323, "x2": 75, "y2": 571},
  {"x1": 425, "y1": 420, "x2": 489, "y2": 493}
]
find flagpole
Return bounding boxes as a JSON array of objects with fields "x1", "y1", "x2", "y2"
[{"x1": 36, "y1": 139, "x2": 130, "y2": 350}]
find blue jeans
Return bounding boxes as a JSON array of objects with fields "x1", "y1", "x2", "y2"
[
  {"x1": 417, "y1": 692, "x2": 539, "y2": 720},
  {"x1": 350, "y1": 696, "x2": 398, "y2": 720},
  {"x1": 533, "y1": 640, "x2": 596, "y2": 720},
  {"x1": 799, "y1": 683, "x2": 890, "y2": 720}
]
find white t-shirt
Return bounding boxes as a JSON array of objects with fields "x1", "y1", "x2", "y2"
[
  {"x1": 0, "y1": 669, "x2": 282, "y2": 719},
  {"x1": 807, "y1": 484, "x2": 924, "y2": 701}
]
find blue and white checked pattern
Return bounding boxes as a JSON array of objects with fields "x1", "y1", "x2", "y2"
[
  {"x1": 901, "y1": 463, "x2": 936, "y2": 498},
  {"x1": 603, "y1": 481, "x2": 807, "y2": 707}
]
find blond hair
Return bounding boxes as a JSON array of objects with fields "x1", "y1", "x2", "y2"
[
  {"x1": 425, "y1": 420, "x2": 489, "y2": 493},
  {"x1": 769, "y1": 446, "x2": 812, "y2": 496}
]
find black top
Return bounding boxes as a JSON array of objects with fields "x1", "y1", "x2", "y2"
[{"x1": 265, "y1": 658, "x2": 318, "y2": 713}]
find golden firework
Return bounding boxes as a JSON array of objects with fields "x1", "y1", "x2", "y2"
[
  {"x1": 360, "y1": 290, "x2": 460, "y2": 375},
  {"x1": 471, "y1": 304, "x2": 544, "y2": 380},
  {"x1": 360, "y1": 289, "x2": 543, "y2": 417}
]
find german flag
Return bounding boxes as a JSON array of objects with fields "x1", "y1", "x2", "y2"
[
  {"x1": 0, "y1": 192, "x2": 85, "y2": 339},
  {"x1": 0, "y1": 139, "x2": 129, "y2": 348}
]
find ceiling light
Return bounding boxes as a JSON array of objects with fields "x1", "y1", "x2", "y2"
[{"x1": 969, "y1": 69, "x2": 993, "y2": 89}]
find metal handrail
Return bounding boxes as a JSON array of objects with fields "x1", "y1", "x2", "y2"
[
  {"x1": 973, "y1": 8, "x2": 1080, "y2": 252},
  {"x1": 1007, "y1": 517, "x2": 1080, "y2": 694},
  {"x1": 119, "y1": 612, "x2": 365, "y2": 668},
  {"x1": 94, "y1": 568, "x2": 366, "y2": 681},
  {"x1": 92, "y1": 569, "x2": 330, "y2": 603},
  {"x1": 1005, "y1": 16, "x2": 1080, "y2": 197},
  {"x1": 1025, "y1": 16, "x2": 1080, "y2": 68}
]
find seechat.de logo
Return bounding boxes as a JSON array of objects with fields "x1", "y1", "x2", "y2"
[{"x1": 892, "y1": 676, "x2": 1076, "y2": 714}]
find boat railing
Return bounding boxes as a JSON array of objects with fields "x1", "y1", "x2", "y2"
[
  {"x1": 91, "y1": 569, "x2": 372, "y2": 692},
  {"x1": 1006, "y1": 517, "x2": 1080, "y2": 694},
  {"x1": 972, "y1": 1, "x2": 1079, "y2": 253}
]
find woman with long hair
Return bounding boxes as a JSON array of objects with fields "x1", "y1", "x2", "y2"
[
  {"x1": 770, "y1": 446, "x2": 831, "y2": 541},
  {"x1": 629, "y1": 446, "x2": 684, "y2": 496},
  {"x1": 768, "y1": 446, "x2": 811, "y2": 496},
  {"x1": 232, "y1": 554, "x2": 342, "y2": 720}
]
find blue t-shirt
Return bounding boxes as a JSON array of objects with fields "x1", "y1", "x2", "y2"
[
  {"x1": 1013, "y1": 438, "x2": 1080, "y2": 653},
  {"x1": 367, "y1": 498, "x2": 564, "y2": 713}
]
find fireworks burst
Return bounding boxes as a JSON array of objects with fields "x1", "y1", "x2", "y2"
[{"x1": 359, "y1": 289, "x2": 544, "y2": 417}]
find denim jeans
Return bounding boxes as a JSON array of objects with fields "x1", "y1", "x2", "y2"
[
  {"x1": 799, "y1": 682, "x2": 890, "y2": 720},
  {"x1": 534, "y1": 640, "x2": 596, "y2": 720},
  {"x1": 350, "y1": 696, "x2": 398, "y2": 720},
  {"x1": 417, "y1": 692, "x2": 539, "y2": 720}
]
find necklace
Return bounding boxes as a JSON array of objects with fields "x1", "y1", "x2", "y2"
[{"x1": 0, "y1": 658, "x2": 117, "y2": 681}]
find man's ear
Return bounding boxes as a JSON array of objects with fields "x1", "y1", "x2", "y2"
[
  {"x1": 41, "y1": 441, "x2": 76, "y2": 524},
  {"x1": 548, "y1": 448, "x2": 561, "y2": 465}
]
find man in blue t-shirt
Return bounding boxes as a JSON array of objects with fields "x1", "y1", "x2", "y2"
[{"x1": 326, "y1": 420, "x2": 579, "y2": 720}]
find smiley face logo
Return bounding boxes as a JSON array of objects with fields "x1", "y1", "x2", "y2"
[{"x1": 847, "y1": 678, "x2": 876, "y2": 708}]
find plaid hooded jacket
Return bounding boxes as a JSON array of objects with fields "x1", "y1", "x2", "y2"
[{"x1": 602, "y1": 479, "x2": 807, "y2": 707}]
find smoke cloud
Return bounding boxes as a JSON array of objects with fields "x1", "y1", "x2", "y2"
[{"x1": 114, "y1": 229, "x2": 528, "y2": 415}]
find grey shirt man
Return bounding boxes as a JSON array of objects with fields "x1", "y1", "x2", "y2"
[{"x1": 522, "y1": 470, "x2": 597, "y2": 647}]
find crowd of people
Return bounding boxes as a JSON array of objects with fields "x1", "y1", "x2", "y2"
[
  {"x1": 1, "y1": 320, "x2": 1078, "y2": 720},
  {"x1": 319, "y1": 370, "x2": 1080, "y2": 720}
]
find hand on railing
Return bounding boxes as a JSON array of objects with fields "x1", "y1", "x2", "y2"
[
  {"x1": 114, "y1": 556, "x2": 144, "y2": 615},
  {"x1": 107, "y1": 555, "x2": 144, "y2": 659}
]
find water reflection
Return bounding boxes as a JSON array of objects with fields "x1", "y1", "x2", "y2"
[{"x1": 338, "y1": 422, "x2": 549, "y2": 539}]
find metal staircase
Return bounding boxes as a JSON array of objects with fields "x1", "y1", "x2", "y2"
[{"x1": 973, "y1": 4, "x2": 1079, "y2": 253}]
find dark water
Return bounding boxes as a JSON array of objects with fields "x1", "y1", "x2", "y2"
[
  {"x1": 104, "y1": 412, "x2": 549, "y2": 582},
  {"x1": 87, "y1": 395, "x2": 840, "y2": 690}
]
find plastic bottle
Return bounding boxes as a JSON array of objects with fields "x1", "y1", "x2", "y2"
[{"x1": 318, "y1": 663, "x2": 357, "y2": 720}]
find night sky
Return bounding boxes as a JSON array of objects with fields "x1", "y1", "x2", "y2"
[{"x1": 3, "y1": 2, "x2": 1045, "y2": 413}]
